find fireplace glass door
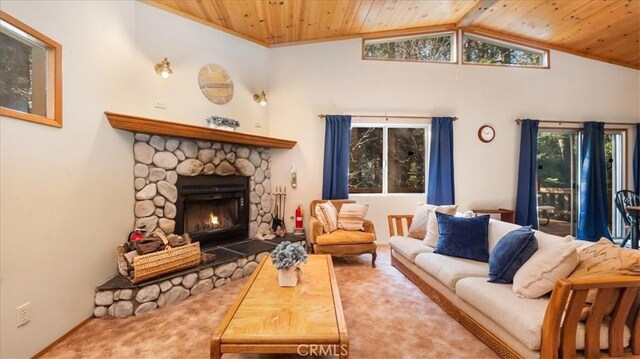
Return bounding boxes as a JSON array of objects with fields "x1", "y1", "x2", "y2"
[{"x1": 184, "y1": 198, "x2": 239, "y2": 234}]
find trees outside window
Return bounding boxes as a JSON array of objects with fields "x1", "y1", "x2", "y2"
[
  {"x1": 363, "y1": 32, "x2": 455, "y2": 63},
  {"x1": 463, "y1": 33, "x2": 548, "y2": 68},
  {"x1": 349, "y1": 125, "x2": 427, "y2": 194}
]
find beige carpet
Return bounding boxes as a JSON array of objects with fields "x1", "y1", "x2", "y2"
[{"x1": 43, "y1": 247, "x2": 498, "y2": 359}]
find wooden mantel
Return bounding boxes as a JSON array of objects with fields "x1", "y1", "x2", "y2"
[{"x1": 105, "y1": 111, "x2": 296, "y2": 149}]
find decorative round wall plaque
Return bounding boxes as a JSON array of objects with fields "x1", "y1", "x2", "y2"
[{"x1": 198, "y1": 64, "x2": 234, "y2": 105}]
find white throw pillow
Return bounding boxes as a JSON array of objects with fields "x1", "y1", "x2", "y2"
[
  {"x1": 314, "y1": 201, "x2": 339, "y2": 233},
  {"x1": 337, "y1": 203, "x2": 369, "y2": 231},
  {"x1": 512, "y1": 234, "x2": 578, "y2": 299},
  {"x1": 424, "y1": 205, "x2": 458, "y2": 247},
  {"x1": 408, "y1": 203, "x2": 434, "y2": 239}
]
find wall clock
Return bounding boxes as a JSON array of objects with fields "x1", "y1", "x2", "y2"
[{"x1": 478, "y1": 125, "x2": 495, "y2": 143}]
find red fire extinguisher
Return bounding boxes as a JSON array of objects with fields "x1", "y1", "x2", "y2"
[{"x1": 295, "y1": 205, "x2": 303, "y2": 230}]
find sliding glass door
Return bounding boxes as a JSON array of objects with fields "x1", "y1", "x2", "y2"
[{"x1": 536, "y1": 130, "x2": 625, "y2": 238}]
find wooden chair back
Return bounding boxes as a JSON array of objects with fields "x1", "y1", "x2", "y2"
[
  {"x1": 541, "y1": 275, "x2": 640, "y2": 358},
  {"x1": 387, "y1": 215, "x2": 414, "y2": 237}
]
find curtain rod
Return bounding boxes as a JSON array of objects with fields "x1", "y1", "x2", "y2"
[
  {"x1": 318, "y1": 114, "x2": 458, "y2": 121},
  {"x1": 515, "y1": 119, "x2": 635, "y2": 126}
]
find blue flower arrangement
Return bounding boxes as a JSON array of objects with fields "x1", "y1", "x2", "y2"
[
  {"x1": 206, "y1": 116, "x2": 240, "y2": 128},
  {"x1": 270, "y1": 241, "x2": 308, "y2": 270}
]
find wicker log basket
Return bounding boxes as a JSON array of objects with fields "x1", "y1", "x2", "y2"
[{"x1": 117, "y1": 241, "x2": 201, "y2": 284}]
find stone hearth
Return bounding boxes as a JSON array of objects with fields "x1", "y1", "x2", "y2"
[
  {"x1": 132, "y1": 133, "x2": 273, "y2": 240},
  {"x1": 93, "y1": 132, "x2": 284, "y2": 318}
]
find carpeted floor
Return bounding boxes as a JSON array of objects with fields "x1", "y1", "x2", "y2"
[{"x1": 43, "y1": 247, "x2": 498, "y2": 359}]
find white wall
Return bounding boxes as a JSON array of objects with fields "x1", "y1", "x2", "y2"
[
  {"x1": 132, "y1": 4, "x2": 270, "y2": 134},
  {"x1": 267, "y1": 39, "x2": 640, "y2": 242},
  {"x1": 0, "y1": 1, "x2": 269, "y2": 357},
  {"x1": 1, "y1": 2, "x2": 639, "y2": 357}
]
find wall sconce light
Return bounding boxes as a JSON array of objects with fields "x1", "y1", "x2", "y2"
[
  {"x1": 155, "y1": 57, "x2": 173, "y2": 79},
  {"x1": 253, "y1": 91, "x2": 267, "y2": 106}
]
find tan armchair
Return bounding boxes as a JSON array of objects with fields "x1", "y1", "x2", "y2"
[{"x1": 309, "y1": 199, "x2": 377, "y2": 267}]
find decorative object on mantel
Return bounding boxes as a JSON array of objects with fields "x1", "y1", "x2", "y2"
[
  {"x1": 198, "y1": 64, "x2": 234, "y2": 105},
  {"x1": 270, "y1": 241, "x2": 307, "y2": 287},
  {"x1": 205, "y1": 115, "x2": 240, "y2": 132},
  {"x1": 253, "y1": 90, "x2": 268, "y2": 106},
  {"x1": 105, "y1": 111, "x2": 296, "y2": 149}
]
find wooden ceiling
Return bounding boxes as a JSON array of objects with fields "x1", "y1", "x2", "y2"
[{"x1": 145, "y1": 0, "x2": 640, "y2": 69}]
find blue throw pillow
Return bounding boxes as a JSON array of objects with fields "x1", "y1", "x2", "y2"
[
  {"x1": 434, "y1": 213, "x2": 490, "y2": 262},
  {"x1": 488, "y1": 226, "x2": 539, "y2": 284}
]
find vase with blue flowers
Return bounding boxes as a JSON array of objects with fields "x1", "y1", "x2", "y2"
[{"x1": 270, "y1": 241, "x2": 308, "y2": 287}]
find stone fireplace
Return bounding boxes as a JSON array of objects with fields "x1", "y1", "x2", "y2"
[
  {"x1": 175, "y1": 175, "x2": 249, "y2": 248},
  {"x1": 96, "y1": 113, "x2": 298, "y2": 318},
  {"x1": 132, "y1": 133, "x2": 273, "y2": 242}
]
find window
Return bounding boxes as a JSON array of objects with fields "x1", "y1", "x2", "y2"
[
  {"x1": 349, "y1": 125, "x2": 427, "y2": 194},
  {"x1": 536, "y1": 130, "x2": 625, "y2": 238},
  {"x1": 463, "y1": 32, "x2": 549, "y2": 68},
  {"x1": 0, "y1": 11, "x2": 62, "y2": 127},
  {"x1": 363, "y1": 31, "x2": 456, "y2": 63}
]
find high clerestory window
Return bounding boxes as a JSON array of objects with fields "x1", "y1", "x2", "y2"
[
  {"x1": 362, "y1": 29, "x2": 550, "y2": 69},
  {"x1": 462, "y1": 32, "x2": 549, "y2": 68},
  {"x1": 363, "y1": 31, "x2": 456, "y2": 64}
]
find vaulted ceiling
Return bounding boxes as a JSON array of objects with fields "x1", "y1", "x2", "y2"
[{"x1": 145, "y1": 0, "x2": 640, "y2": 69}]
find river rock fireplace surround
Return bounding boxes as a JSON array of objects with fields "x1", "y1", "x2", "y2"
[
  {"x1": 95, "y1": 113, "x2": 297, "y2": 318},
  {"x1": 132, "y1": 133, "x2": 273, "y2": 241}
]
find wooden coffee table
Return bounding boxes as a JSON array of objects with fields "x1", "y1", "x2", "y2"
[{"x1": 211, "y1": 254, "x2": 348, "y2": 358}]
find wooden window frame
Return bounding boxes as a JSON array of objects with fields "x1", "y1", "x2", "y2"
[
  {"x1": 0, "y1": 11, "x2": 62, "y2": 128},
  {"x1": 461, "y1": 29, "x2": 550, "y2": 69}
]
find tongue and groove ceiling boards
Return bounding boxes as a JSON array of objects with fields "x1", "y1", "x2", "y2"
[{"x1": 144, "y1": 0, "x2": 640, "y2": 69}]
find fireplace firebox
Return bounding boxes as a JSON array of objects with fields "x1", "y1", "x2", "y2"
[{"x1": 175, "y1": 175, "x2": 249, "y2": 249}]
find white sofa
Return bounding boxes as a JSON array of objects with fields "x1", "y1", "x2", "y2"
[{"x1": 389, "y1": 219, "x2": 634, "y2": 358}]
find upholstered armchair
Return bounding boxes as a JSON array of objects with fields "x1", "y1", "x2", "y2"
[{"x1": 309, "y1": 199, "x2": 377, "y2": 267}]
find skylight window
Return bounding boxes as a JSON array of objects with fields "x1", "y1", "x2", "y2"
[
  {"x1": 462, "y1": 32, "x2": 549, "y2": 68},
  {"x1": 363, "y1": 31, "x2": 456, "y2": 63}
]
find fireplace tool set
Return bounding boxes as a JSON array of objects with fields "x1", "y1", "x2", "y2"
[{"x1": 272, "y1": 186, "x2": 287, "y2": 237}]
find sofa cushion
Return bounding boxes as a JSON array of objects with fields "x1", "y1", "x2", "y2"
[
  {"x1": 389, "y1": 236, "x2": 434, "y2": 262},
  {"x1": 488, "y1": 219, "x2": 522, "y2": 251},
  {"x1": 570, "y1": 238, "x2": 640, "y2": 320},
  {"x1": 414, "y1": 253, "x2": 488, "y2": 290},
  {"x1": 572, "y1": 237, "x2": 640, "y2": 277},
  {"x1": 434, "y1": 213, "x2": 491, "y2": 262},
  {"x1": 488, "y1": 226, "x2": 538, "y2": 284},
  {"x1": 337, "y1": 203, "x2": 369, "y2": 231},
  {"x1": 315, "y1": 201, "x2": 339, "y2": 233},
  {"x1": 424, "y1": 205, "x2": 458, "y2": 246},
  {"x1": 512, "y1": 233, "x2": 578, "y2": 299},
  {"x1": 456, "y1": 277, "x2": 631, "y2": 351},
  {"x1": 408, "y1": 203, "x2": 433, "y2": 239},
  {"x1": 315, "y1": 229, "x2": 375, "y2": 245}
]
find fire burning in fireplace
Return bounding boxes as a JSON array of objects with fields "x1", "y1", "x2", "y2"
[{"x1": 210, "y1": 213, "x2": 219, "y2": 227}]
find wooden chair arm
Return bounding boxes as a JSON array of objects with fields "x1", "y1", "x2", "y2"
[
  {"x1": 541, "y1": 275, "x2": 640, "y2": 359},
  {"x1": 387, "y1": 214, "x2": 414, "y2": 237}
]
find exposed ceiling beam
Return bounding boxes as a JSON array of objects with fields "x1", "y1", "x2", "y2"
[{"x1": 456, "y1": 0, "x2": 499, "y2": 28}]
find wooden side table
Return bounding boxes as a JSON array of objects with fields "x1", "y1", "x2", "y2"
[{"x1": 470, "y1": 208, "x2": 515, "y2": 223}]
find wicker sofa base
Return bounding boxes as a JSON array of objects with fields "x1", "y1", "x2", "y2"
[{"x1": 390, "y1": 250, "x2": 524, "y2": 359}]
